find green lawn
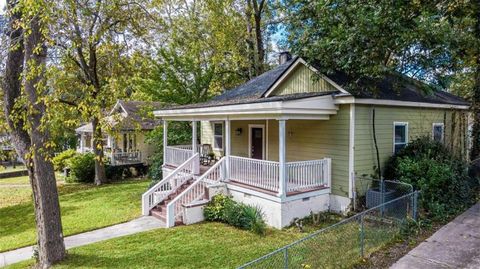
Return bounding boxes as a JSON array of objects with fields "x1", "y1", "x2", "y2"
[
  {"x1": 4, "y1": 213, "x2": 401, "y2": 269},
  {"x1": 6, "y1": 222, "x2": 305, "y2": 269},
  {"x1": 0, "y1": 178, "x2": 150, "y2": 252}
]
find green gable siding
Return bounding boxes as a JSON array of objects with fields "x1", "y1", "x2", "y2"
[
  {"x1": 270, "y1": 65, "x2": 337, "y2": 96},
  {"x1": 353, "y1": 105, "x2": 466, "y2": 179}
]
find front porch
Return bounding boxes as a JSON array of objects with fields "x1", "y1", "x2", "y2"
[
  {"x1": 77, "y1": 131, "x2": 145, "y2": 166},
  {"x1": 162, "y1": 118, "x2": 333, "y2": 198}
]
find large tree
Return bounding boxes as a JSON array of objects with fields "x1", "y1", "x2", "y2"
[
  {"x1": 2, "y1": 0, "x2": 66, "y2": 267},
  {"x1": 284, "y1": 0, "x2": 459, "y2": 91},
  {"x1": 48, "y1": 0, "x2": 149, "y2": 184}
]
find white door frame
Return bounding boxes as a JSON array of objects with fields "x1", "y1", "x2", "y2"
[{"x1": 248, "y1": 124, "x2": 266, "y2": 159}]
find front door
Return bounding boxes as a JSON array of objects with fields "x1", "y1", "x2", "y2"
[{"x1": 250, "y1": 126, "x2": 264, "y2": 159}]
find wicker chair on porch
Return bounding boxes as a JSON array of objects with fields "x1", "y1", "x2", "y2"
[{"x1": 199, "y1": 144, "x2": 216, "y2": 166}]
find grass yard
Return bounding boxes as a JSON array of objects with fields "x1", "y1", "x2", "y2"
[
  {"x1": 4, "y1": 213, "x2": 401, "y2": 269},
  {"x1": 6, "y1": 222, "x2": 305, "y2": 269},
  {"x1": 0, "y1": 178, "x2": 150, "y2": 252}
]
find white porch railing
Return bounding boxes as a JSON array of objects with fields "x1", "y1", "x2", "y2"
[
  {"x1": 286, "y1": 158, "x2": 331, "y2": 192},
  {"x1": 229, "y1": 156, "x2": 280, "y2": 192},
  {"x1": 142, "y1": 153, "x2": 199, "y2": 215},
  {"x1": 110, "y1": 151, "x2": 142, "y2": 165},
  {"x1": 164, "y1": 146, "x2": 194, "y2": 167},
  {"x1": 228, "y1": 155, "x2": 331, "y2": 194},
  {"x1": 166, "y1": 157, "x2": 226, "y2": 227}
]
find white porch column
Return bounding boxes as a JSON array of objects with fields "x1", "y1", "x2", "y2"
[
  {"x1": 80, "y1": 133, "x2": 85, "y2": 152},
  {"x1": 225, "y1": 119, "x2": 231, "y2": 180},
  {"x1": 192, "y1": 120, "x2": 198, "y2": 154},
  {"x1": 192, "y1": 120, "x2": 199, "y2": 174},
  {"x1": 278, "y1": 119, "x2": 287, "y2": 198},
  {"x1": 163, "y1": 120, "x2": 168, "y2": 166}
]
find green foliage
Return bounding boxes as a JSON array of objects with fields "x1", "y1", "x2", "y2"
[
  {"x1": 52, "y1": 149, "x2": 78, "y2": 171},
  {"x1": 283, "y1": 0, "x2": 467, "y2": 91},
  {"x1": 204, "y1": 194, "x2": 266, "y2": 235},
  {"x1": 67, "y1": 153, "x2": 95, "y2": 183},
  {"x1": 385, "y1": 137, "x2": 479, "y2": 221}
]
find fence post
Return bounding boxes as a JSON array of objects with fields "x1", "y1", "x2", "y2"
[
  {"x1": 360, "y1": 215, "x2": 365, "y2": 257},
  {"x1": 413, "y1": 191, "x2": 418, "y2": 221},
  {"x1": 380, "y1": 180, "x2": 385, "y2": 216},
  {"x1": 284, "y1": 248, "x2": 289, "y2": 269}
]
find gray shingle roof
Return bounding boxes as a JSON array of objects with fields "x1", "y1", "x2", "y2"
[
  {"x1": 157, "y1": 57, "x2": 469, "y2": 111},
  {"x1": 76, "y1": 100, "x2": 164, "y2": 133}
]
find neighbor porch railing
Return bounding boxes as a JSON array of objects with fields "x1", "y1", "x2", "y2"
[
  {"x1": 110, "y1": 151, "x2": 142, "y2": 165},
  {"x1": 228, "y1": 155, "x2": 331, "y2": 194}
]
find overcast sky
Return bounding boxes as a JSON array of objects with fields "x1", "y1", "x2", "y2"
[{"x1": 0, "y1": 0, "x2": 5, "y2": 15}]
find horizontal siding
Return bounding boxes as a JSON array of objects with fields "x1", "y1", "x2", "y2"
[
  {"x1": 354, "y1": 105, "x2": 464, "y2": 179},
  {"x1": 271, "y1": 65, "x2": 337, "y2": 96},
  {"x1": 199, "y1": 105, "x2": 351, "y2": 197}
]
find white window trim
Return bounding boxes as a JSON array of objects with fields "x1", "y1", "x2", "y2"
[
  {"x1": 212, "y1": 122, "x2": 224, "y2": 151},
  {"x1": 432, "y1": 123, "x2": 445, "y2": 142},
  {"x1": 393, "y1": 122, "x2": 409, "y2": 154},
  {"x1": 248, "y1": 124, "x2": 266, "y2": 159}
]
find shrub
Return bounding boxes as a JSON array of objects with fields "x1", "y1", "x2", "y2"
[
  {"x1": 204, "y1": 194, "x2": 266, "y2": 235},
  {"x1": 67, "y1": 153, "x2": 95, "y2": 183},
  {"x1": 384, "y1": 137, "x2": 479, "y2": 221},
  {"x1": 52, "y1": 149, "x2": 78, "y2": 171}
]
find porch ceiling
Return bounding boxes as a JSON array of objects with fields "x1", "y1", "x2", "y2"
[{"x1": 154, "y1": 95, "x2": 339, "y2": 121}]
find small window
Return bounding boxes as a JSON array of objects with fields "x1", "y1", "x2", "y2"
[
  {"x1": 393, "y1": 122, "x2": 408, "y2": 154},
  {"x1": 432, "y1": 123, "x2": 444, "y2": 143},
  {"x1": 213, "y1": 122, "x2": 224, "y2": 150}
]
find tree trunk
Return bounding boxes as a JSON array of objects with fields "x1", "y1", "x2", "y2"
[
  {"x1": 3, "y1": 1, "x2": 66, "y2": 268},
  {"x1": 469, "y1": 4, "x2": 480, "y2": 161},
  {"x1": 92, "y1": 116, "x2": 107, "y2": 185},
  {"x1": 24, "y1": 12, "x2": 66, "y2": 268}
]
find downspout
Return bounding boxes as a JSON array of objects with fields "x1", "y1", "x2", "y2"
[{"x1": 372, "y1": 106, "x2": 382, "y2": 179}]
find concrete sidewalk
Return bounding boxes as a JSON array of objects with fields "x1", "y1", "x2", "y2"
[
  {"x1": 0, "y1": 216, "x2": 164, "y2": 267},
  {"x1": 391, "y1": 203, "x2": 480, "y2": 269}
]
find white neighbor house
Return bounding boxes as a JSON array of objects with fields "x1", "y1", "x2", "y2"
[{"x1": 142, "y1": 53, "x2": 469, "y2": 228}]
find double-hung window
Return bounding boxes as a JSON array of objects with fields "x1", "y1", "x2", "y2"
[
  {"x1": 432, "y1": 123, "x2": 444, "y2": 143},
  {"x1": 393, "y1": 122, "x2": 408, "y2": 154},
  {"x1": 213, "y1": 122, "x2": 224, "y2": 150}
]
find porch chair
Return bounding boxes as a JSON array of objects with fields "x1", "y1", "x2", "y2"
[{"x1": 199, "y1": 144, "x2": 216, "y2": 165}]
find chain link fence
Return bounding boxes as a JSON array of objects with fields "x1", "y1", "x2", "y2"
[{"x1": 238, "y1": 190, "x2": 419, "y2": 269}]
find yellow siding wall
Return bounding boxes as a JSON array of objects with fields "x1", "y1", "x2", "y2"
[
  {"x1": 200, "y1": 105, "x2": 351, "y2": 197},
  {"x1": 270, "y1": 65, "x2": 337, "y2": 96},
  {"x1": 354, "y1": 105, "x2": 467, "y2": 178}
]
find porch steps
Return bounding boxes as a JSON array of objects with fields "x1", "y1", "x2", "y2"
[{"x1": 149, "y1": 178, "x2": 196, "y2": 224}]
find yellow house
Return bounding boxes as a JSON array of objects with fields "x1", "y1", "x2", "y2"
[
  {"x1": 76, "y1": 100, "x2": 163, "y2": 166},
  {"x1": 144, "y1": 54, "x2": 470, "y2": 228}
]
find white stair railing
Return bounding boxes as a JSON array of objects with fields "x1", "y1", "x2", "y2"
[
  {"x1": 165, "y1": 157, "x2": 225, "y2": 227},
  {"x1": 141, "y1": 153, "x2": 199, "y2": 215}
]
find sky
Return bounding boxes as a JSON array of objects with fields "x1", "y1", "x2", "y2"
[{"x1": 0, "y1": 0, "x2": 4, "y2": 15}]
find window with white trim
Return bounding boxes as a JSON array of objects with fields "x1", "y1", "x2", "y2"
[
  {"x1": 213, "y1": 122, "x2": 224, "y2": 150},
  {"x1": 393, "y1": 122, "x2": 408, "y2": 154},
  {"x1": 432, "y1": 123, "x2": 444, "y2": 143}
]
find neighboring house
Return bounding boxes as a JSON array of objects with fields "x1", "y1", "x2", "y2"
[
  {"x1": 76, "y1": 100, "x2": 163, "y2": 166},
  {"x1": 143, "y1": 53, "x2": 470, "y2": 228}
]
